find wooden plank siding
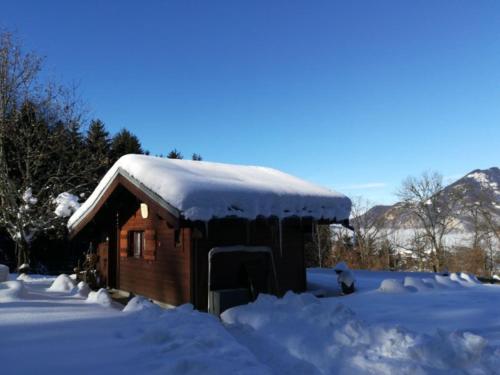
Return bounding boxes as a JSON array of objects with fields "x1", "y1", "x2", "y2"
[
  {"x1": 117, "y1": 205, "x2": 191, "y2": 306},
  {"x1": 191, "y1": 217, "x2": 309, "y2": 310},
  {"x1": 97, "y1": 241, "x2": 109, "y2": 286}
]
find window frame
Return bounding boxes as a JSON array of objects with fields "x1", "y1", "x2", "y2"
[{"x1": 128, "y1": 230, "x2": 145, "y2": 259}]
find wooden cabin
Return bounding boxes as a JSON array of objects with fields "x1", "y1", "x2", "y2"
[{"x1": 68, "y1": 155, "x2": 351, "y2": 312}]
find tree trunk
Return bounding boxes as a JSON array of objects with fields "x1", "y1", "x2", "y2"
[{"x1": 15, "y1": 239, "x2": 31, "y2": 269}]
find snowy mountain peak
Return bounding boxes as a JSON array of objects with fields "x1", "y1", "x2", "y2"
[{"x1": 463, "y1": 167, "x2": 500, "y2": 192}]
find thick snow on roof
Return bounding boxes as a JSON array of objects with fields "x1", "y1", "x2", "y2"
[{"x1": 68, "y1": 154, "x2": 351, "y2": 228}]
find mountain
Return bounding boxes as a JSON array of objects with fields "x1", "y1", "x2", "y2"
[{"x1": 366, "y1": 167, "x2": 500, "y2": 231}]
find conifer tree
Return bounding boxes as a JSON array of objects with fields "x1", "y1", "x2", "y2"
[
  {"x1": 86, "y1": 119, "x2": 110, "y2": 184},
  {"x1": 192, "y1": 153, "x2": 203, "y2": 161},
  {"x1": 109, "y1": 128, "x2": 143, "y2": 164},
  {"x1": 167, "y1": 149, "x2": 183, "y2": 159}
]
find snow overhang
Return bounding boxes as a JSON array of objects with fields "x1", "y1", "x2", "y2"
[{"x1": 68, "y1": 154, "x2": 352, "y2": 237}]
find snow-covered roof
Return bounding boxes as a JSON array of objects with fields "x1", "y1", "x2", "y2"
[{"x1": 68, "y1": 154, "x2": 351, "y2": 230}]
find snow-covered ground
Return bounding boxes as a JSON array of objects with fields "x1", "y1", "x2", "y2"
[
  {"x1": 309, "y1": 269, "x2": 500, "y2": 343},
  {"x1": 0, "y1": 274, "x2": 268, "y2": 375},
  {"x1": 1, "y1": 270, "x2": 500, "y2": 374}
]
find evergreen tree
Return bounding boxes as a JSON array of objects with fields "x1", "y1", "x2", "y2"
[
  {"x1": 192, "y1": 153, "x2": 203, "y2": 161},
  {"x1": 167, "y1": 149, "x2": 183, "y2": 159},
  {"x1": 51, "y1": 120, "x2": 90, "y2": 194},
  {"x1": 86, "y1": 119, "x2": 110, "y2": 184},
  {"x1": 109, "y1": 128, "x2": 143, "y2": 164}
]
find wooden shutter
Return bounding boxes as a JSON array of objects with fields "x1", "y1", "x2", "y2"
[
  {"x1": 119, "y1": 230, "x2": 128, "y2": 257},
  {"x1": 144, "y1": 229, "x2": 156, "y2": 260}
]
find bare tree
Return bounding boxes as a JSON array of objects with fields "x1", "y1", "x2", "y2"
[
  {"x1": 0, "y1": 32, "x2": 88, "y2": 267},
  {"x1": 350, "y1": 197, "x2": 386, "y2": 268},
  {"x1": 330, "y1": 224, "x2": 353, "y2": 261},
  {"x1": 306, "y1": 223, "x2": 333, "y2": 268},
  {"x1": 397, "y1": 171, "x2": 462, "y2": 272},
  {"x1": 460, "y1": 180, "x2": 500, "y2": 276},
  {"x1": 391, "y1": 231, "x2": 430, "y2": 271},
  {"x1": 0, "y1": 32, "x2": 44, "y2": 266}
]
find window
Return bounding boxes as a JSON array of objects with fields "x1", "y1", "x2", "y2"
[{"x1": 128, "y1": 231, "x2": 144, "y2": 258}]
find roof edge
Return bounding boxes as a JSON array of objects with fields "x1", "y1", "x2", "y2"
[{"x1": 68, "y1": 167, "x2": 181, "y2": 236}]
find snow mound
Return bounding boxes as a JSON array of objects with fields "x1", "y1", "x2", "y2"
[
  {"x1": 0, "y1": 264, "x2": 9, "y2": 282},
  {"x1": 75, "y1": 281, "x2": 90, "y2": 298},
  {"x1": 69, "y1": 154, "x2": 351, "y2": 227},
  {"x1": 123, "y1": 296, "x2": 163, "y2": 315},
  {"x1": 450, "y1": 272, "x2": 475, "y2": 287},
  {"x1": 54, "y1": 192, "x2": 81, "y2": 218},
  {"x1": 86, "y1": 288, "x2": 112, "y2": 306},
  {"x1": 378, "y1": 279, "x2": 415, "y2": 293},
  {"x1": 404, "y1": 277, "x2": 431, "y2": 291},
  {"x1": 48, "y1": 274, "x2": 76, "y2": 292},
  {"x1": 459, "y1": 272, "x2": 481, "y2": 284},
  {"x1": 435, "y1": 275, "x2": 462, "y2": 289},
  {"x1": 421, "y1": 277, "x2": 440, "y2": 289},
  {"x1": 221, "y1": 292, "x2": 499, "y2": 374},
  {"x1": 0, "y1": 280, "x2": 27, "y2": 302}
]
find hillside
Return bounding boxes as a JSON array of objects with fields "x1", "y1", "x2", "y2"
[{"x1": 367, "y1": 167, "x2": 500, "y2": 232}]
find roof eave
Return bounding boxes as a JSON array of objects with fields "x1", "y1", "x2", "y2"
[{"x1": 68, "y1": 167, "x2": 181, "y2": 238}]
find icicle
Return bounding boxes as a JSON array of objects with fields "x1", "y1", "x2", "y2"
[{"x1": 278, "y1": 217, "x2": 283, "y2": 257}]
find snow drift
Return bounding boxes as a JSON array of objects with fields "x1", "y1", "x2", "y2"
[
  {"x1": 222, "y1": 292, "x2": 499, "y2": 374},
  {"x1": 120, "y1": 301, "x2": 271, "y2": 375},
  {"x1": 0, "y1": 280, "x2": 28, "y2": 302}
]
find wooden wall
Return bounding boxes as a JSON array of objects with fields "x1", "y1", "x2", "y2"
[
  {"x1": 117, "y1": 203, "x2": 192, "y2": 306},
  {"x1": 191, "y1": 217, "x2": 308, "y2": 310}
]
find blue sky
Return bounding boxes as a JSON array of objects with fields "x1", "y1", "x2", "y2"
[{"x1": 2, "y1": 1, "x2": 499, "y2": 205}]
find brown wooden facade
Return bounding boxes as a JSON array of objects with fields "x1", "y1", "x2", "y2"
[{"x1": 72, "y1": 179, "x2": 329, "y2": 311}]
